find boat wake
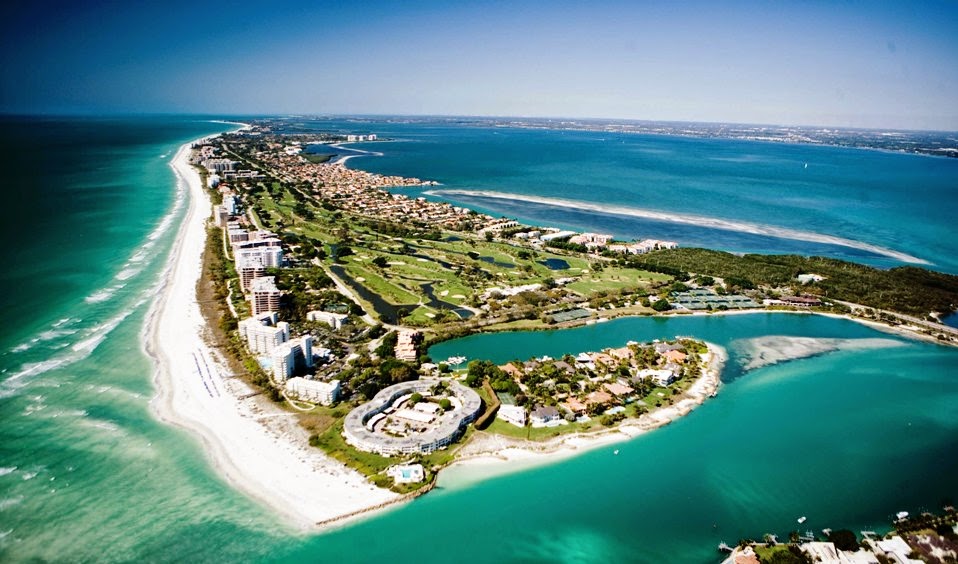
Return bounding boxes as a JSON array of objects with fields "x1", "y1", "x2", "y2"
[{"x1": 426, "y1": 189, "x2": 930, "y2": 265}]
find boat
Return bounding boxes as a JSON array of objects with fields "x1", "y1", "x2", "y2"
[
  {"x1": 797, "y1": 516, "x2": 807, "y2": 524},
  {"x1": 613, "y1": 449, "x2": 619, "y2": 455},
  {"x1": 717, "y1": 542, "x2": 732, "y2": 553}
]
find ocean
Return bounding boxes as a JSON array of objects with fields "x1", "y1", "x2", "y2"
[{"x1": 0, "y1": 116, "x2": 956, "y2": 563}]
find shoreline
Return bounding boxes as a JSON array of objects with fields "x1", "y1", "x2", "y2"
[
  {"x1": 143, "y1": 134, "x2": 399, "y2": 531},
  {"x1": 140, "y1": 128, "x2": 954, "y2": 534},
  {"x1": 440, "y1": 342, "x2": 727, "y2": 484},
  {"x1": 463, "y1": 307, "x2": 958, "y2": 350}
]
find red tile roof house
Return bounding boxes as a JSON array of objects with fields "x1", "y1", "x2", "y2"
[
  {"x1": 563, "y1": 397, "x2": 588, "y2": 415},
  {"x1": 586, "y1": 390, "x2": 614, "y2": 407},
  {"x1": 603, "y1": 382, "x2": 634, "y2": 397},
  {"x1": 499, "y1": 363, "x2": 524, "y2": 380},
  {"x1": 662, "y1": 350, "x2": 688, "y2": 364}
]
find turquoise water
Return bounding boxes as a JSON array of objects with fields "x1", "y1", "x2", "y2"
[{"x1": 1, "y1": 117, "x2": 956, "y2": 563}]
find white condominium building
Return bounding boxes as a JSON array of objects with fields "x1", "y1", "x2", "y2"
[
  {"x1": 307, "y1": 310, "x2": 349, "y2": 330},
  {"x1": 271, "y1": 335, "x2": 313, "y2": 382},
  {"x1": 285, "y1": 377, "x2": 340, "y2": 405},
  {"x1": 238, "y1": 312, "x2": 289, "y2": 354}
]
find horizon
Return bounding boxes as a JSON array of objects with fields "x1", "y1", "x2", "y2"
[
  {"x1": 3, "y1": 111, "x2": 958, "y2": 135},
  {"x1": 2, "y1": 1, "x2": 957, "y2": 131}
]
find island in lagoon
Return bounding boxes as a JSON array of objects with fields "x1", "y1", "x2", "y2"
[{"x1": 150, "y1": 119, "x2": 958, "y2": 531}]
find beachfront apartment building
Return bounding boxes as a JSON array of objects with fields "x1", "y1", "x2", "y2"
[
  {"x1": 234, "y1": 246, "x2": 284, "y2": 289},
  {"x1": 238, "y1": 312, "x2": 290, "y2": 354},
  {"x1": 307, "y1": 310, "x2": 349, "y2": 330},
  {"x1": 285, "y1": 377, "x2": 340, "y2": 405},
  {"x1": 270, "y1": 335, "x2": 313, "y2": 382},
  {"x1": 203, "y1": 157, "x2": 236, "y2": 173},
  {"x1": 250, "y1": 277, "x2": 282, "y2": 316}
]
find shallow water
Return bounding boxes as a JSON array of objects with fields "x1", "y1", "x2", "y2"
[{"x1": 1, "y1": 117, "x2": 956, "y2": 563}]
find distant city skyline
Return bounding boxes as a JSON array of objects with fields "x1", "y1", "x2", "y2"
[{"x1": 2, "y1": 0, "x2": 957, "y2": 131}]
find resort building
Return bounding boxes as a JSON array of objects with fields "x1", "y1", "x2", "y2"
[
  {"x1": 238, "y1": 312, "x2": 289, "y2": 354},
  {"x1": 239, "y1": 265, "x2": 266, "y2": 291},
  {"x1": 394, "y1": 330, "x2": 421, "y2": 361},
  {"x1": 203, "y1": 157, "x2": 236, "y2": 173},
  {"x1": 497, "y1": 404, "x2": 527, "y2": 427},
  {"x1": 307, "y1": 310, "x2": 349, "y2": 330},
  {"x1": 250, "y1": 276, "x2": 282, "y2": 316},
  {"x1": 343, "y1": 379, "x2": 482, "y2": 456},
  {"x1": 285, "y1": 377, "x2": 340, "y2": 405},
  {"x1": 270, "y1": 335, "x2": 313, "y2": 382}
]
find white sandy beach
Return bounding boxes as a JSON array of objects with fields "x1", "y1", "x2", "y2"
[{"x1": 144, "y1": 138, "x2": 397, "y2": 530}]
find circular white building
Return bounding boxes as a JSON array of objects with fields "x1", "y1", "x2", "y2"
[{"x1": 343, "y1": 379, "x2": 482, "y2": 456}]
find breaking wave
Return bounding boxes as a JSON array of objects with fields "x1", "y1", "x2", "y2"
[{"x1": 426, "y1": 189, "x2": 930, "y2": 265}]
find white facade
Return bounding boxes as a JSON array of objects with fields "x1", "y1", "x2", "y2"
[
  {"x1": 497, "y1": 404, "x2": 527, "y2": 427},
  {"x1": 285, "y1": 377, "x2": 339, "y2": 405},
  {"x1": 271, "y1": 335, "x2": 313, "y2": 382},
  {"x1": 307, "y1": 310, "x2": 348, "y2": 330},
  {"x1": 235, "y1": 246, "x2": 283, "y2": 270},
  {"x1": 238, "y1": 313, "x2": 289, "y2": 354},
  {"x1": 636, "y1": 368, "x2": 675, "y2": 387}
]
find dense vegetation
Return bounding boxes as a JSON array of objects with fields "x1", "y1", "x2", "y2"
[{"x1": 638, "y1": 248, "x2": 958, "y2": 316}]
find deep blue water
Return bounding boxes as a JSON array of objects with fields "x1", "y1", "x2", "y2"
[{"x1": 290, "y1": 118, "x2": 958, "y2": 272}]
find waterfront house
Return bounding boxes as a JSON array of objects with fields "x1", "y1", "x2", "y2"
[
  {"x1": 603, "y1": 382, "x2": 634, "y2": 397},
  {"x1": 530, "y1": 405, "x2": 561, "y2": 427},
  {"x1": 497, "y1": 404, "x2": 527, "y2": 427},
  {"x1": 662, "y1": 350, "x2": 688, "y2": 364},
  {"x1": 499, "y1": 363, "x2": 524, "y2": 380},
  {"x1": 562, "y1": 397, "x2": 588, "y2": 415}
]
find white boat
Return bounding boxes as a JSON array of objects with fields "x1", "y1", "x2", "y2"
[
  {"x1": 613, "y1": 450, "x2": 619, "y2": 455},
  {"x1": 797, "y1": 516, "x2": 807, "y2": 524}
]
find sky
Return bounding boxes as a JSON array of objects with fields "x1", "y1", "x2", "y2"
[{"x1": 2, "y1": 0, "x2": 957, "y2": 130}]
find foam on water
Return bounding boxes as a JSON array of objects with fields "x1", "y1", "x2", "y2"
[
  {"x1": 0, "y1": 496, "x2": 24, "y2": 511},
  {"x1": 0, "y1": 467, "x2": 16, "y2": 477},
  {"x1": 2, "y1": 299, "x2": 143, "y2": 396},
  {"x1": 428, "y1": 189, "x2": 931, "y2": 265}
]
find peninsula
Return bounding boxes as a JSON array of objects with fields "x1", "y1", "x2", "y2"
[{"x1": 151, "y1": 119, "x2": 958, "y2": 531}]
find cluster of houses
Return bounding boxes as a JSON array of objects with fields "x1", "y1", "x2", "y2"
[
  {"x1": 494, "y1": 340, "x2": 702, "y2": 428},
  {"x1": 231, "y1": 140, "x2": 501, "y2": 231},
  {"x1": 727, "y1": 529, "x2": 958, "y2": 564}
]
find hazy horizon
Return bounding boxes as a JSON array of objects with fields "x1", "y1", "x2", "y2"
[{"x1": 3, "y1": 1, "x2": 957, "y2": 131}]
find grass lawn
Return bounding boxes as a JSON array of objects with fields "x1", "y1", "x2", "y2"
[
  {"x1": 311, "y1": 420, "x2": 395, "y2": 477},
  {"x1": 484, "y1": 417, "x2": 605, "y2": 441},
  {"x1": 343, "y1": 262, "x2": 420, "y2": 304},
  {"x1": 566, "y1": 266, "x2": 670, "y2": 294}
]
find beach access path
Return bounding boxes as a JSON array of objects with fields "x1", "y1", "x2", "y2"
[{"x1": 145, "y1": 138, "x2": 397, "y2": 530}]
